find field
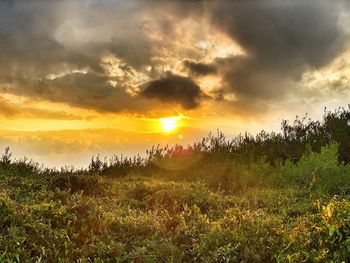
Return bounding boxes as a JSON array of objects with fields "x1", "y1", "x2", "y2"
[{"x1": 1, "y1": 108, "x2": 350, "y2": 262}]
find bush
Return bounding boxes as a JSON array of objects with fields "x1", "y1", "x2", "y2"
[{"x1": 283, "y1": 143, "x2": 350, "y2": 194}]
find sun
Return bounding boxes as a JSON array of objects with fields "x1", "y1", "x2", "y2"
[{"x1": 160, "y1": 117, "x2": 180, "y2": 132}]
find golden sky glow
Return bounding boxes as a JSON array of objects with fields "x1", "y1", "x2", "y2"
[{"x1": 0, "y1": 1, "x2": 350, "y2": 167}]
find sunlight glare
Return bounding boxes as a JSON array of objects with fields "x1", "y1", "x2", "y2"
[{"x1": 160, "y1": 117, "x2": 180, "y2": 132}]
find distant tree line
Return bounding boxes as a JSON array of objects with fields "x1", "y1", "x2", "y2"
[{"x1": 225, "y1": 106, "x2": 350, "y2": 164}]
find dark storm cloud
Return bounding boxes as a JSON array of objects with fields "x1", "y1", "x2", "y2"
[
  {"x1": 205, "y1": 0, "x2": 349, "y2": 102},
  {"x1": 183, "y1": 60, "x2": 217, "y2": 76},
  {"x1": 5, "y1": 73, "x2": 153, "y2": 113},
  {"x1": 141, "y1": 74, "x2": 203, "y2": 109}
]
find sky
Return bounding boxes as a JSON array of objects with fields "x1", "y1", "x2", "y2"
[{"x1": 0, "y1": 0, "x2": 350, "y2": 167}]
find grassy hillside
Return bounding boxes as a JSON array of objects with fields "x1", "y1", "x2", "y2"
[{"x1": 1, "y1": 107, "x2": 350, "y2": 262}]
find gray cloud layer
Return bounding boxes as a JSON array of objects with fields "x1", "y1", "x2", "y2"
[
  {"x1": 208, "y1": 0, "x2": 348, "y2": 101},
  {"x1": 0, "y1": 0, "x2": 349, "y2": 115}
]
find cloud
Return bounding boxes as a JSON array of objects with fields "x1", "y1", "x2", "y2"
[
  {"x1": 299, "y1": 48, "x2": 350, "y2": 100},
  {"x1": 0, "y1": 97, "x2": 19, "y2": 117},
  {"x1": 140, "y1": 74, "x2": 204, "y2": 109},
  {"x1": 6, "y1": 72, "x2": 156, "y2": 113},
  {"x1": 0, "y1": 94, "x2": 94, "y2": 120},
  {"x1": 183, "y1": 60, "x2": 217, "y2": 76},
  {"x1": 205, "y1": 0, "x2": 349, "y2": 104},
  {"x1": 0, "y1": 0, "x2": 349, "y2": 116},
  {"x1": 0, "y1": 1, "x2": 206, "y2": 113}
]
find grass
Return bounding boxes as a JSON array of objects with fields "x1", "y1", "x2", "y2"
[{"x1": 1, "y1": 107, "x2": 350, "y2": 262}]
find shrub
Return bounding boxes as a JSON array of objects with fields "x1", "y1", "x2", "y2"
[
  {"x1": 278, "y1": 198, "x2": 350, "y2": 262},
  {"x1": 283, "y1": 143, "x2": 350, "y2": 194}
]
